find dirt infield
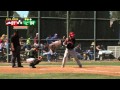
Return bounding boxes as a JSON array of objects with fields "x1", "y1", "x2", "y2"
[{"x1": 0, "y1": 65, "x2": 120, "y2": 76}]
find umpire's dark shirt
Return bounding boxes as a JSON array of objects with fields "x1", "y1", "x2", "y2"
[{"x1": 11, "y1": 35, "x2": 20, "y2": 48}]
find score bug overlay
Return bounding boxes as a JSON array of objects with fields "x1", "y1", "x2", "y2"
[{"x1": 5, "y1": 18, "x2": 36, "y2": 26}]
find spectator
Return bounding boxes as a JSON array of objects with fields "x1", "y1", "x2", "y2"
[
  {"x1": 0, "y1": 43, "x2": 3, "y2": 51},
  {"x1": 26, "y1": 37, "x2": 31, "y2": 50},
  {"x1": 3, "y1": 38, "x2": 8, "y2": 54},
  {"x1": 87, "y1": 46, "x2": 94, "y2": 60},
  {"x1": 34, "y1": 33, "x2": 39, "y2": 47},
  {"x1": 1, "y1": 34, "x2": 6, "y2": 42},
  {"x1": 96, "y1": 44, "x2": 101, "y2": 58},
  {"x1": 101, "y1": 45, "x2": 105, "y2": 50},
  {"x1": 51, "y1": 33, "x2": 58, "y2": 42},
  {"x1": 46, "y1": 35, "x2": 52, "y2": 44},
  {"x1": 96, "y1": 45, "x2": 101, "y2": 53},
  {"x1": 0, "y1": 36, "x2": 2, "y2": 43},
  {"x1": 0, "y1": 35, "x2": 7, "y2": 55},
  {"x1": 20, "y1": 37, "x2": 24, "y2": 46},
  {"x1": 0, "y1": 37, "x2": 3, "y2": 53},
  {"x1": 74, "y1": 43, "x2": 83, "y2": 60}
]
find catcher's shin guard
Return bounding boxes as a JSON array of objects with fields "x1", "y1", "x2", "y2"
[
  {"x1": 33, "y1": 60, "x2": 41, "y2": 65},
  {"x1": 29, "y1": 63, "x2": 34, "y2": 66}
]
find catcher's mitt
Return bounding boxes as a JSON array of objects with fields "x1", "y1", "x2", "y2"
[{"x1": 38, "y1": 56, "x2": 42, "y2": 60}]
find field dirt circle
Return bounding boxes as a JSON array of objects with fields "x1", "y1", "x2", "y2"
[{"x1": 0, "y1": 65, "x2": 120, "y2": 76}]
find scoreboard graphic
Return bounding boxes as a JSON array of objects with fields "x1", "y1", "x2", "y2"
[{"x1": 5, "y1": 18, "x2": 36, "y2": 26}]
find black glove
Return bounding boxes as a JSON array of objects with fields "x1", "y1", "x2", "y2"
[{"x1": 67, "y1": 42, "x2": 74, "y2": 50}]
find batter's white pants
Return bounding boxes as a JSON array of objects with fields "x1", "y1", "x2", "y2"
[{"x1": 62, "y1": 48, "x2": 82, "y2": 68}]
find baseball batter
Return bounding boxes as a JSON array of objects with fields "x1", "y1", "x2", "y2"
[{"x1": 61, "y1": 32, "x2": 82, "y2": 68}]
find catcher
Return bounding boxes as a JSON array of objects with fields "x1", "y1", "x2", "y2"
[
  {"x1": 61, "y1": 32, "x2": 82, "y2": 68},
  {"x1": 26, "y1": 47, "x2": 43, "y2": 68}
]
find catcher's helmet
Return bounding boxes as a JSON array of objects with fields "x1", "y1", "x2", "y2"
[{"x1": 69, "y1": 32, "x2": 75, "y2": 37}]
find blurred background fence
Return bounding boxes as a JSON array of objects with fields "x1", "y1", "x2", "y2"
[{"x1": 0, "y1": 11, "x2": 120, "y2": 62}]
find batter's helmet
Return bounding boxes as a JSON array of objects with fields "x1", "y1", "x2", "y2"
[{"x1": 69, "y1": 32, "x2": 75, "y2": 37}]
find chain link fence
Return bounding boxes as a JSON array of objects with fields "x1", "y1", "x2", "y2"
[{"x1": 0, "y1": 11, "x2": 120, "y2": 62}]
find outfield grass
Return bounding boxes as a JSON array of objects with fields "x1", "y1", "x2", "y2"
[{"x1": 0, "y1": 73, "x2": 120, "y2": 79}]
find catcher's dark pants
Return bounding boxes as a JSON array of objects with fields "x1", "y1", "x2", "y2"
[
  {"x1": 29, "y1": 60, "x2": 41, "y2": 67},
  {"x1": 11, "y1": 46, "x2": 22, "y2": 67}
]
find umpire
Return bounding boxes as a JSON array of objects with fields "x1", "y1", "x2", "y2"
[{"x1": 11, "y1": 30, "x2": 23, "y2": 68}]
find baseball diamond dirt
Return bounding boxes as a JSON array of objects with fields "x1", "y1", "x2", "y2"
[{"x1": 0, "y1": 65, "x2": 120, "y2": 76}]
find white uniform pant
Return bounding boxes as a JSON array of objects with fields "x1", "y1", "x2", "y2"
[
  {"x1": 62, "y1": 48, "x2": 82, "y2": 67},
  {"x1": 26, "y1": 58, "x2": 35, "y2": 63}
]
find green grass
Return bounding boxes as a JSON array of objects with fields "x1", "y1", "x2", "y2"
[
  {"x1": 0, "y1": 73, "x2": 120, "y2": 79},
  {"x1": 0, "y1": 60, "x2": 120, "y2": 66}
]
